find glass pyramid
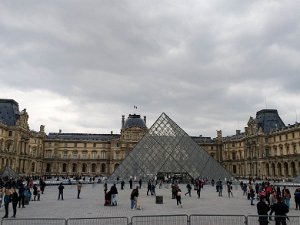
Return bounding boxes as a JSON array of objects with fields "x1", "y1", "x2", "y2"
[{"x1": 109, "y1": 113, "x2": 232, "y2": 182}]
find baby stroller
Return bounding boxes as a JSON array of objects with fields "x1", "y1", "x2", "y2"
[
  {"x1": 111, "y1": 194, "x2": 117, "y2": 206},
  {"x1": 104, "y1": 191, "x2": 111, "y2": 206}
]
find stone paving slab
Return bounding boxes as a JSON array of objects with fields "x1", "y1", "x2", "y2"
[{"x1": 1, "y1": 183, "x2": 299, "y2": 219}]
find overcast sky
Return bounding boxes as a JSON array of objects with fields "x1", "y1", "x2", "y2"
[{"x1": 1, "y1": 0, "x2": 300, "y2": 137}]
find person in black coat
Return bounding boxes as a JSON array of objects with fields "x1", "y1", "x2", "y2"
[
  {"x1": 271, "y1": 196, "x2": 289, "y2": 225},
  {"x1": 294, "y1": 188, "x2": 300, "y2": 210},
  {"x1": 11, "y1": 188, "x2": 19, "y2": 218},
  {"x1": 257, "y1": 196, "x2": 270, "y2": 225},
  {"x1": 18, "y1": 184, "x2": 25, "y2": 208},
  {"x1": 58, "y1": 183, "x2": 64, "y2": 200}
]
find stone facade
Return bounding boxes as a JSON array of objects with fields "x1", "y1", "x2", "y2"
[{"x1": 0, "y1": 99, "x2": 299, "y2": 179}]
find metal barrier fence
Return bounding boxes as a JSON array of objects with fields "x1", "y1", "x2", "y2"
[
  {"x1": 1, "y1": 218, "x2": 66, "y2": 225},
  {"x1": 67, "y1": 217, "x2": 128, "y2": 225},
  {"x1": 2, "y1": 215, "x2": 300, "y2": 225},
  {"x1": 190, "y1": 214, "x2": 246, "y2": 225},
  {"x1": 247, "y1": 215, "x2": 300, "y2": 225},
  {"x1": 132, "y1": 215, "x2": 188, "y2": 225}
]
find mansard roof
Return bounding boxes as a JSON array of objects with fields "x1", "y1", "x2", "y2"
[
  {"x1": 0, "y1": 99, "x2": 20, "y2": 126},
  {"x1": 255, "y1": 109, "x2": 285, "y2": 134},
  {"x1": 47, "y1": 133, "x2": 120, "y2": 141}
]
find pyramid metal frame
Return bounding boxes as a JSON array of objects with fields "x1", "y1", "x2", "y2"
[
  {"x1": 110, "y1": 113, "x2": 233, "y2": 181},
  {"x1": 0, "y1": 166, "x2": 19, "y2": 179}
]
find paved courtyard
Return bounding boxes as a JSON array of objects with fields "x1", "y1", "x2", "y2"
[{"x1": 1, "y1": 183, "x2": 300, "y2": 219}]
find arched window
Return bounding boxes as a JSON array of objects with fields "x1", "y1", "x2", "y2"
[
  {"x1": 62, "y1": 163, "x2": 67, "y2": 173},
  {"x1": 101, "y1": 164, "x2": 106, "y2": 173},
  {"x1": 46, "y1": 163, "x2": 51, "y2": 173},
  {"x1": 233, "y1": 165, "x2": 237, "y2": 174},
  {"x1": 82, "y1": 164, "x2": 87, "y2": 173},
  {"x1": 91, "y1": 163, "x2": 96, "y2": 173},
  {"x1": 72, "y1": 163, "x2": 77, "y2": 173},
  {"x1": 31, "y1": 162, "x2": 35, "y2": 172},
  {"x1": 114, "y1": 163, "x2": 119, "y2": 171}
]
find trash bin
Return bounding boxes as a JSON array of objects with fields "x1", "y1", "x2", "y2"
[{"x1": 156, "y1": 195, "x2": 163, "y2": 204}]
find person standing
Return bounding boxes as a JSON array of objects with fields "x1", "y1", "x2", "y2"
[
  {"x1": 110, "y1": 184, "x2": 118, "y2": 206},
  {"x1": 18, "y1": 184, "x2": 25, "y2": 208},
  {"x1": 283, "y1": 188, "x2": 291, "y2": 209},
  {"x1": 129, "y1": 178, "x2": 133, "y2": 189},
  {"x1": 130, "y1": 186, "x2": 139, "y2": 210},
  {"x1": 58, "y1": 183, "x2": 64, "y2": 200},
  {"x1": 138, "y1": 179, "x2": 142, "y2": 189},
  {"x1": 39, "y1": 178, "x2": 46, "y2": 194},
  {"x1": 33, "y1": 184, "x2": 38, "y2": 201},
  {"x1": 272, "y1": 196, "x2": 289, "y2": 225},
  {"x1": 121, "y1": 180, "x2": 125, "y2": 190},
  {"x1": 77, "y1": 182, "x2": 82, "y2": 199},
  {"x1": 11, "y1": 188, "x2": 19, "y2": 218},
  {"x1": 2, "y1": 189, "x2": 11, "y2": 219},
  {"x1": 294, "y1": 188, "x2": 300, "y2": 210},
  {"x1": 218, "y1": 180, "x2": 223, "y2": 197},
  {"x1": 257, "y1": 196, "x2": 270, "y2": 225}
]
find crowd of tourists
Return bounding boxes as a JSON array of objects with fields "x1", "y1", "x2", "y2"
[
  {"x1": 239, "y1": 179, "x2": 300, "y2": 225},
  {"x1": 0, "y1": 176, "x2": 46, "y2": 218}
]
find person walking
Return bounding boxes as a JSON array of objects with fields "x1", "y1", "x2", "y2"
[
  {"x1": 176, "y1": 187, "x2": 182, "y2": 207},
  {"x1": 185, "y1": 183, "x2": 192, "y2": 197},
  {"x1": 257, "y1": 196, "x2": 270, "y2": 225},
  {"x1": 272, "y1": 196, "x2": 289, "y2": 225},
  {"x1": 138, "y1": 179, "x2": 142, "y2": 189},
  {"x1": 2, "y1": 189, "x2": 11, "y2": 219},
  {"x1": 227, "y1": 182, "x2": 233, "y2": 198},
  {"x1": 58, "y1": 183, "x2": 64, "y2": 200},
  {"x1": 77, "y1": 182, "x2": 82, "y2": 199},
  {"x1": 250, "y1": 187, "x2": 255, "y2": 205},
  {"x1": 121, "y1": 180, "x2": 125, "y2": 190},
  {"x1": 11, "y1": 188, "x2": 19, "y2": 218},
  {"x1": 147, "y1": 181, "x2": 152, "y2": 196},
  {"x1": 129, "y1": 178, "x2": 133, "y2": 189},
  {"x1": 269, "y1": 191, "x2": 277, "y2": 220}
]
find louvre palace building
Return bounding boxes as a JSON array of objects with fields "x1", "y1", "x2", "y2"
[{"x1": 0, "y1": 98, "x2": 299, "y2": 180}]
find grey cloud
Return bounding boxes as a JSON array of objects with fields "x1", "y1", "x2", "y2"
[{"x1": 0, "y1": 0, "x2": 299, "y2": 137}]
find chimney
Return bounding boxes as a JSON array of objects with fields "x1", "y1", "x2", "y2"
[
  {"x1": 59, "y1": 129, "x2": 62, "y2": 133},
  {"x1": 122, "y1": 115, "x2": 125, "y2": 128},
  {"x1": 236, "y1": 130, "x2": 241, "y2": 135},
  {"x1": 111, "y1": 131, "x2": 113, "y2": 135},
  {"x1": 144, "y1": 116, "x2": 146, "y2": 125}
]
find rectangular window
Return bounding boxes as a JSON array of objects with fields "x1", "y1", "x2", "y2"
[{"x1": 45, "y1": 151, "x2": 52, "y2": 158}]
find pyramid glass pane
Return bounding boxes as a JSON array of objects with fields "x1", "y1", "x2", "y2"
[{"x1": 109, "y1": 113, "x2": 233, "y2": 182}]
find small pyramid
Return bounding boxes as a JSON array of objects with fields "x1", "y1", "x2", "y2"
[
  {"x1": 110, "y1": 113, "x2": 232, "y2": 181},
  {"x1": 294, "y1": 175, "x2": 300, "y2": 183},
  {"x1": 0, "y1": 166, "x2": 19, "y2": 179}
]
